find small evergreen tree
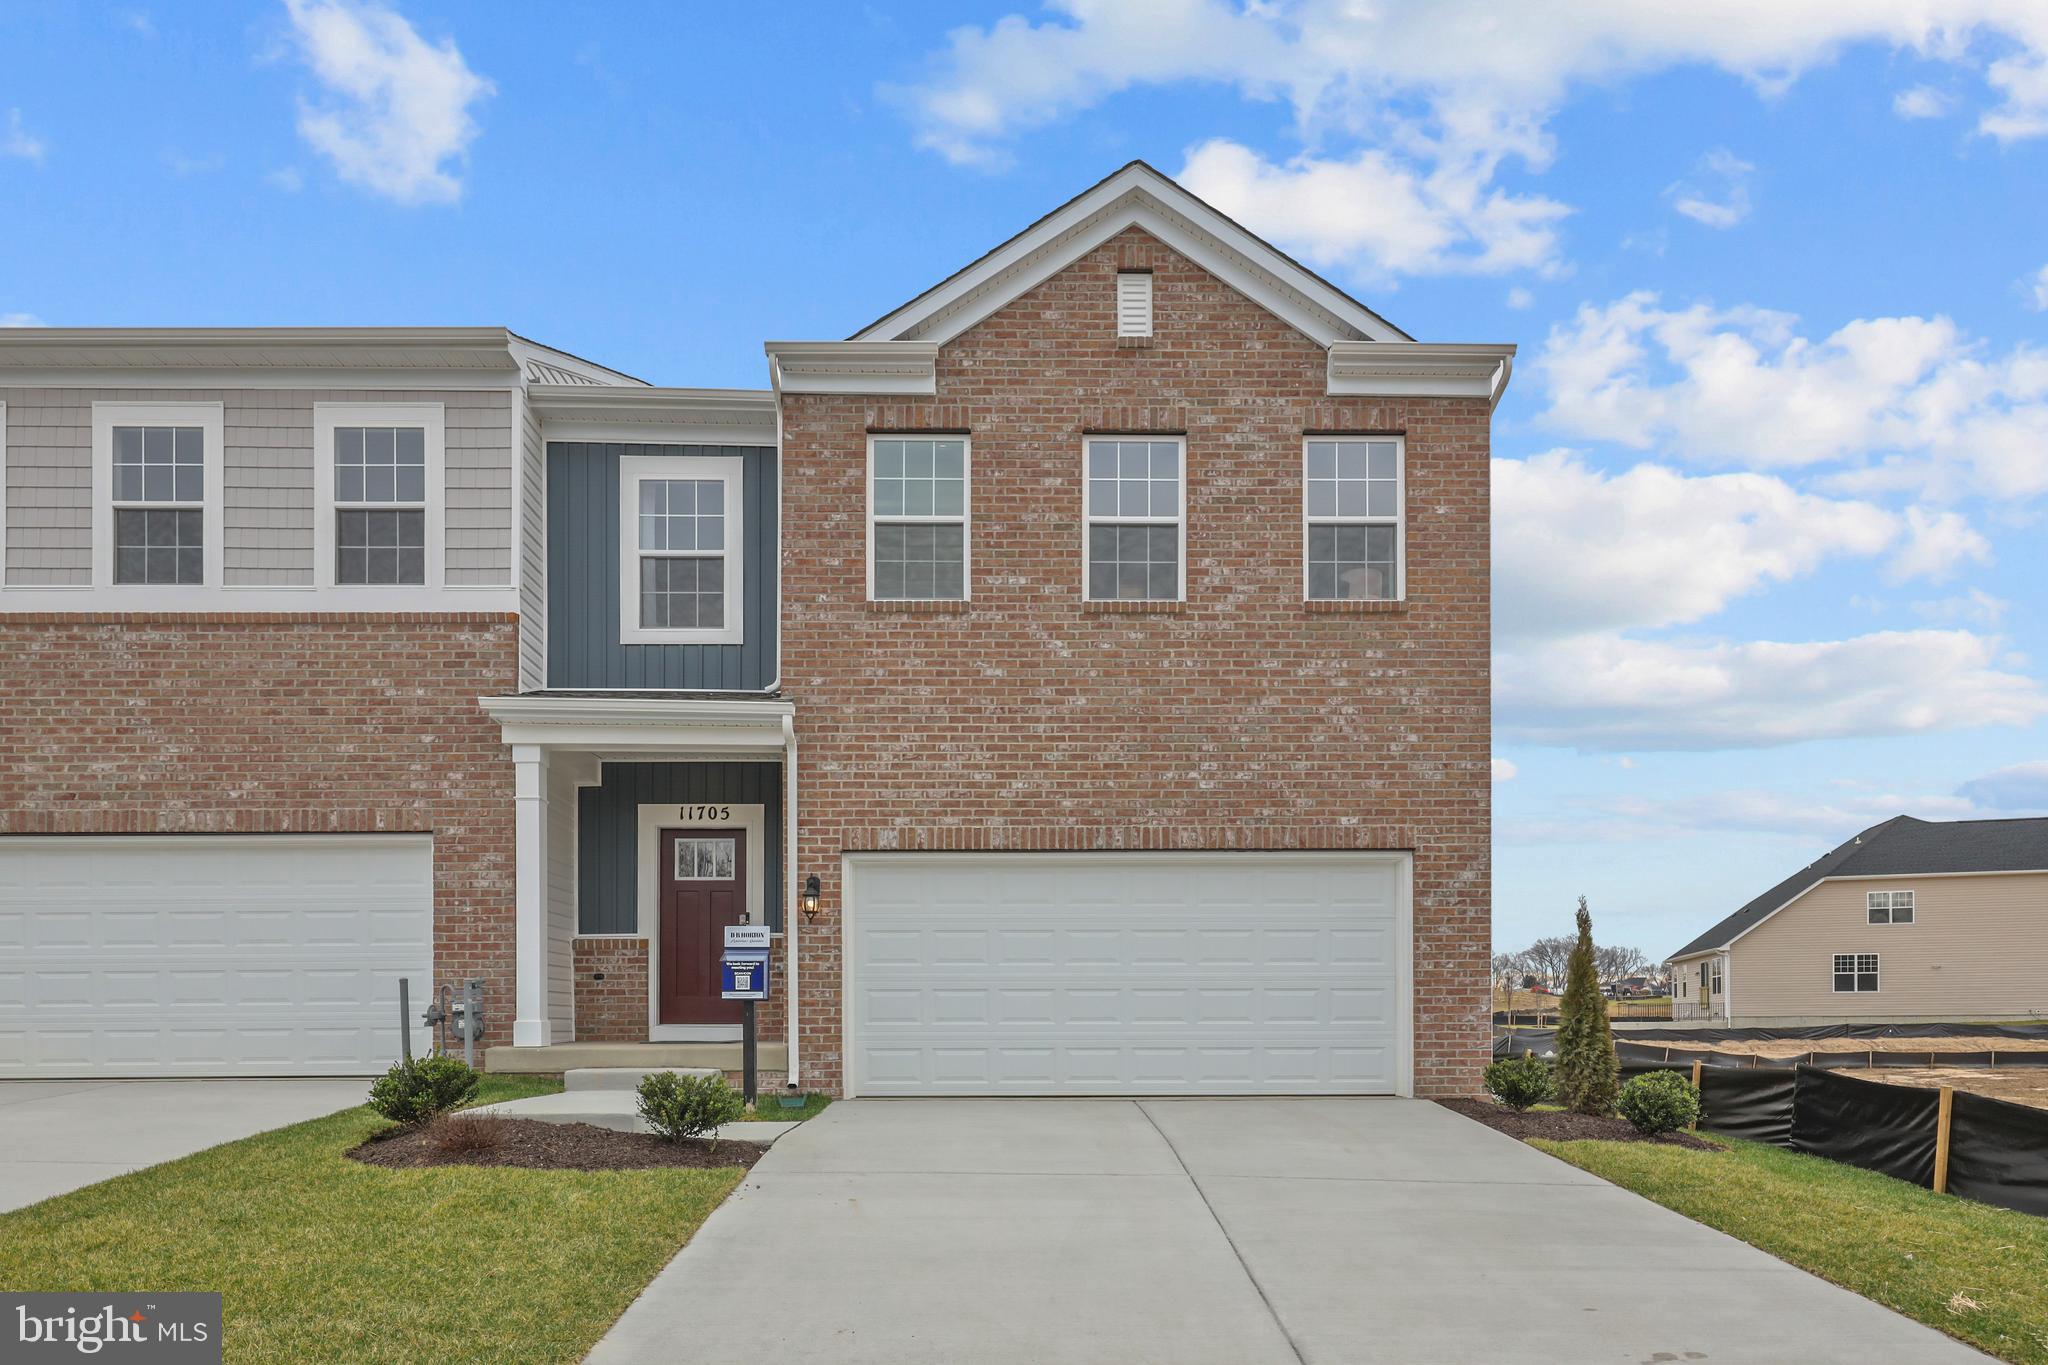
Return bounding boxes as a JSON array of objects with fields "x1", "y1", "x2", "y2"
[{"x1": 1554, "y1": 895, "x2": 1619, "y2": 1115}]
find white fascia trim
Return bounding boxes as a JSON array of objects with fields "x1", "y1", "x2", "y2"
[
  {"x1": 850, "y1": 165, "x2": 1407, "y2": 347},
  {"x1": 533, "y1": 387, "x2": 778, "y2": 448},
  {"x1": 481, "y1": 694, "x2": 794, "y2": 752},
  {"x1": 765, "y1": 342, "x2": 938, "y2": 396},
  {"x1": 1326, "y1": 343, "x2": 1518, "y2": 405},
  {"x1": 0, "y1": 368, "x2": 527, "y2": 391},
  {"x1": 312, "y1": 402, "x2": 446, "y2": 592}
]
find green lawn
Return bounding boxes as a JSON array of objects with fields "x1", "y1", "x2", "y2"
[
  {"x1": 1534, "y1": 1135, "x2": 2048, "y2": 1364},
  {"x1": 743, "y1": 1092, "x2": 831, "y2": 1121},
  {"x1": 0, "y1": 1076, "x2": 749, "y2": 1363}
]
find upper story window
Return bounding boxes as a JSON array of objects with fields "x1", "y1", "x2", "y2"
[
  {"x1": 869, "y1": 436, "x2": 968, "y2": 601},
  {"x1": 91, "y1": 401, "x2": 223, "y2": 593},
  {"x1": 112, "y1": 426, "x2": 204, "y2": 584},
  {"x1": 1085, "y1": 437, "x2": 1182, "y2": 601},
  {"x1": 1304, "y1": 437, "x2": 1402, "y2": 601},
  {"x1": 618, "y1": 453, "x2": 744, "y2": 645},
  {"x1": 1867, "y1": 890, "x2": 1914, "y2": 924},
  {"x1": 314, "y1": 403, "x2": 444, "y2": 593}
]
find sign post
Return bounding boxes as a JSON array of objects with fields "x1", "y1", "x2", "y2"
[{"x1": 722, "y1": 923, "x2": 772, "y2": 1106}]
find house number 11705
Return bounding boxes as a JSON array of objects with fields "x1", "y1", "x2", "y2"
[{"x1": 679, "y1": 805, "x2": 731, "y2": 821}]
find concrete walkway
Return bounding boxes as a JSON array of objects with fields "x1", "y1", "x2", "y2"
[
  {"x1": 591, "y1": 1097, "x2": 1987, "y2": 1365},
  {"x1": 0, "y1": 1078, "x2": 367, "y2": 1212}
]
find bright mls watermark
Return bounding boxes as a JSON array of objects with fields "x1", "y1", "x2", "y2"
[{"x1": 4, "y1": 1294, "x2": 220, "y2": 1362}]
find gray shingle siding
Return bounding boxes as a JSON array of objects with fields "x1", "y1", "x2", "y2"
[{"x1": 1, "y1": 386, "x2": 515, "y2": 589}]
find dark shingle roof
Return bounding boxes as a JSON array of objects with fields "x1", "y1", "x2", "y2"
[{"x1": 1669, "y1": 815, "x2": 2048, "y2": 961}]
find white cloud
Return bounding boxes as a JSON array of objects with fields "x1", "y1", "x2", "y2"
[
  {"x1": 1956, "y1": 760, "x2": 2048, "y2": 810},
  {"x1": 1494, "y1": 452, "x2": 1906, "y2": 642},
  {"x1": 0, "y1": 312, "x2": 45, "y2": 327},
  {"x1": 1894, "y1": 84, "x2": 1953, "y2": 118},
  {"x1": 1667, "y1": 148, "x2": 1754, "y2": 228},
  {"x1": 1885, "y1": 506, "x2": 1990, "y2": 582},
  {"x1": 1178, "y1": 138, "x2": 1571, "y2": 280},
  {"x1": 893, "y1": 3, "x2": 2048, "y2": 278},
  {"x1": 283, "y1": 0, "x2": 493, "y2": 205},
  {"x1": 1910, "y1": 588, "x2": 2008, "y2": 625},
  {"x1": 3, "y1": 109, "x2": 46, "y2": 164},
  {"x1": 162, "y1": 149, "x2": 225, "y2": 177},
  {"x1": 1512, "y1": 785, "x2": 1985, "y2": 843},
  {"x1": 267, "y1": 166, "x2": 306, "y2": 193},
  {"x1": 1506, "y1": 286, "x2": 1535, "y2": 310},
  {"x1": 121, "y1": 10, "x2": 156, "y2": 38},
  {"x1": 2023, "y1": 263, "x2": 2048, "y2": 311},
  {"x1": 1496, "y1": 629, "x2": 2047, "y2": 751},
  {"x1": 1492, "y1": 758, "x2": 1518, "y2": 782},
  {"x1": 1536, "y1": 293, "x2": 2048, "y2": 497}
]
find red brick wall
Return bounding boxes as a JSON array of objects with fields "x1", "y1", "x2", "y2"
[
  {"x1": 780, "y1": 228, "x2": 1492, "y2": 1096},
  {"x1": 0, "y1": 613, "x2": 521, "y2": 1049},
  {"x1": 572, "y1": 937, "x2": 648, "y2": 1042}
]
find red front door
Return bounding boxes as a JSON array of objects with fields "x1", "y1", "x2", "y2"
[{"x1": 658, "y1": 828, "x2": 746, "y2": 1026}]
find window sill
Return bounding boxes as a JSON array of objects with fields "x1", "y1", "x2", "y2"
[
  {"x1": 1114, "y1": 335, "x2": 1155, "y2": 349},
  {"x1": 866, "y1": 599, "x2": 970, "y2": 615},
  {"x1": 1304, "y1": 598, "x2": 1408, "y2": 614},
  {"x1": 1084, "y1": 599, "x2": 1185, "y2": 614}
]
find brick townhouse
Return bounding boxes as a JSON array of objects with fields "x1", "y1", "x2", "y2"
[{"x1": 0, "y1": 163, "x2": 1511, "y2": 1097}]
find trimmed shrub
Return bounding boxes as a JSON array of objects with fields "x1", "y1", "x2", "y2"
[
  {"x1": 368, "y1": 1056, "x2": 480, "y2": 1127},
  {"x1": 1482, "y1": 1054, "x2": 1553, "y2": 1112},
  {"x1": 637, "y1": 1071, "x2": 747, "y2": 1147},
  {"x1": 1555, "y1": 896, "x2": 1620, "y2": 1116},
  {"x1": 1617, "y1": 1070, "x2": 1702, "y2": 1135}
]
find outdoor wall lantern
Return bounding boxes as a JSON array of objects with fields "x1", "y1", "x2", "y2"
[{"x1": 802, "y1": 874, "x2": 821, "y2": 921}]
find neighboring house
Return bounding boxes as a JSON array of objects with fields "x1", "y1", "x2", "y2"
[
  {"x1": 0, "y1": 163, "x2": 1510, "y2": 1097},
  {"x1": 1669, "y1": 816, "x2": 2048, "y2": 1025}
]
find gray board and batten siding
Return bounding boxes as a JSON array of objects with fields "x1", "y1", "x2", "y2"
[{"x1": 545, "y1": 441, "x2": 777, "y2": 690}]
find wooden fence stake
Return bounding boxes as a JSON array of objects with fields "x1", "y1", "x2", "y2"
[{"x1": 1934, "y1": 1087, "x2": 1955, "y2": 1195}]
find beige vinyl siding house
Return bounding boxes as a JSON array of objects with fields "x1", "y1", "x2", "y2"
[{"x1": 1670, "y1": 816, "x2": 2048, "y2": 1026}]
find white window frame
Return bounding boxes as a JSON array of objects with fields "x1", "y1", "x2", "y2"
[
  {"x1": 89, "y1": 401, "x2": 225, "y2": 598},
  {"x1": 313, "y1": 403, "x2": 445, "y2": 592},
  {"x1": 617, "y1": 452, "x2": 744, "y2": 646},
  {"x1": 1831, "y1": 951, "x2": 1880, "y2": 993},
  {"x1": 1082, "y1": 435, "x2": 1186, "y2": 603},
  {"x1": 1867, "y1": 889, "x2": 1915, "y2": 925},
  {"x1": 1302, "y1": 435, "x2": 1405, "y2": 603},
  {"x1": 867, "y1": 434, "x2": 971, "y2": 602}
]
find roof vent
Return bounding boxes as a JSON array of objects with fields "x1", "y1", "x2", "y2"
[{"x1": 1116, "y1": 270, "x2": 1153, "y2": 338}]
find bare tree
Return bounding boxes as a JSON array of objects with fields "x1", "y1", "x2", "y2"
[
  {"x1": 1520, "y1": 935, "x2": 1575, "y2": 987},
  {"x1": 1491, "y1": 950, "x2": 1528, "y2": 995},
  {"x1": 1594, "y1": 943, "x2": 1650, "y2": 983}
]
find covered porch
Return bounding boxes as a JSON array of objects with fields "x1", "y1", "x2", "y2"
[{"x1": 479, "y1": 693, "x2": 799, "y2": 1081}]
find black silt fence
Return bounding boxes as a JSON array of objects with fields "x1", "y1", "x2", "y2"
[
  {"x1": 1789, "y1": 1066, "x2": 1940, "y2": 1188},
  {"x1": 1946, "y1": 1090, "x2": 2048, "y2": 1217}
]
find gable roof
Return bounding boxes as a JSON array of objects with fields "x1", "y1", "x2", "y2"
[
  {"x1": 848, "y1": 160, "x2": 1411, "y2": 349},
  {"x1": 1670, "y1": 815, "x2": 2048, "y2": 960}
]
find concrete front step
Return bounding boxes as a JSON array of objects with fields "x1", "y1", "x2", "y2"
[
  {"x1": 566, "y1": 1067, "x2": 718, "y2": 1092},
  {"x1": 485, "y1": 1041, "x2": 789, "y2": 1074},
  {"x1": 462, "y1": 1089, "x2": 802, "y2": 1143}
]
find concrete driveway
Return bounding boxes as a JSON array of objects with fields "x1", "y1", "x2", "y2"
[
  {"x1": 0, "y1": 1079, "x2": 368, "y2": 1212},
  {"x1": 592, "y1": 1097, "x2": 1986, "y2": 1365}
]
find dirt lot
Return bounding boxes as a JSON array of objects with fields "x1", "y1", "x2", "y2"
[
  {"x1": 1833, "y1": 1066, "x2": 2048, "y2": 1111},
  {"x1": 1495, "y1": 988, "x2": 1672, "y2": 1020},
  {"x1": 1648, "y1": 1035, "x2": 2048, "y2": 1058}
]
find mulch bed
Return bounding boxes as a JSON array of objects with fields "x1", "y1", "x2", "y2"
[
  {"x1": 1438, "y1": 1098, "x2": 1718, "y2": 1150},
  {"x1": 348, "y1": 1117, "x2": 765, "y2": 1172}
]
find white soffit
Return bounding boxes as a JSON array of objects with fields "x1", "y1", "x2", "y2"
[
  {"x1": 1327, "y1": 342, "x2": 1517, "y2": 409},
  {"x1": 849, "y1": 162, "x2": 1411, "y2": 349}
]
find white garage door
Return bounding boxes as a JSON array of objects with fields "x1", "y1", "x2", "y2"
[
  {"x1": 846, "y1": 852, "x2": 1409, "y2": 1097},
  {"x1": 0, "y1": 835, "x2": 433, "y2": 1077}
]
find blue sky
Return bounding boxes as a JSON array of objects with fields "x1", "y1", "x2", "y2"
[{"x1": 4, "y1": 1, "x2": 2046, "y2": 962}]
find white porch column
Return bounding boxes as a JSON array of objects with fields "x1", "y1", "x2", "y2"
[{"x1": 512, "y1": 743, "x2": 552, "y2": 1047}]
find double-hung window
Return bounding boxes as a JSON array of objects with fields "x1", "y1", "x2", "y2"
[
  {"x1": 618, "y1": 454, "x2": 744, "y2": 645},
  {"x1": 1867, "y1": 890, "x2": 1914, "y2": 924},
  {"x1": 92, "y1": 401, "x2": 223, "y2": 594},
  {"x1": 112, "y1": 426, "x2": 204, "y2": 584},
  {"x1": 869, "y1": 436, "x2": 968, "y2": 601},
  {"x1": 314, "y1": 403, "x2": 443, "y2": 592},
  {"x1": 1304, "y1": 437, "x2": 1402, "y2": 601},
  {"x1": 1084, "y1": 437, "x2": 1182, "y2": 601},
  {"x1": 1832, "y1": 953, "x2": 1879, "y2": 993}
]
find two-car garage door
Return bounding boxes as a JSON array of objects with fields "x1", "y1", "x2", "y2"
[
  {"x1": 0, "y1": 835, "x2": 433, "y2": 1078},
  {"x1": 846, "y1": 852, "x2": 1409, "y2": 1097}
]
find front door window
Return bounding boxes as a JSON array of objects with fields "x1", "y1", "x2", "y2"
[{"x1": 673, "y1": 837, "x2": 737, "y2": 881}]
